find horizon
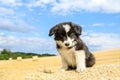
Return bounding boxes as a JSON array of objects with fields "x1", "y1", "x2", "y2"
[{"x1": 0, "y1": 0, "x2": 120, "y2": 54}]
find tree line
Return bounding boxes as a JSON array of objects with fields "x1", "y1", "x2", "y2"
[{"x1": 0, "y1": 49, "x2": 56, "y2": 60}]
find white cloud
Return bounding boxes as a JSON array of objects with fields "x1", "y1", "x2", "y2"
[
  {"x1": 0, "y1": 1, "x2": 37, "y2": 33},
  {"x1": 0, "y1": 0, "x2": 16, "y2": 4},
  {"x1": 84, "y1": 23, "x2": 120, "y2": 27},
  {"x1": 0, "y1": 33, "x2": 56, "y2": 53},
  {"x1": 0, "y1": 18, "x2": 36, "y2": 33},
  {"x1": 0, "y1": 7, "x2": 14, "y2": 16},
  {"x1": 0, "y1": 32, "x2": 119, "y2": 54},
  {"x1": 25, "y1": 0, "x2": 56, "y2": 11},
  {"x1": 0, "y1": 0, "x2": 56, "y2": 11},
  {"x1": 0, "y1": 0, "x2": 23, "y2": 7},
  {"x1": 82, "y1": 32, "x2": 120, "y2": 51},
  {"x1": 51, "y1": 0, "x2": 120, "y2": 15},
  {"x1": 0, "y1": 31, "x2": 120, "y2": 53},
  {"x1": 27, "y1": 0, "x2": 55, "y2": 7},
  {"x1": 92, "y1": 23, "x2": 104, "y2": 27},
  {"x1": 1, "y1": 0, "x2": 120, "y2": 15}
]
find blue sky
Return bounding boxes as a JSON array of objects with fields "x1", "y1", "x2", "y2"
[{"x1": 0, "y1": 0, "x2": 120, "y2": 54}]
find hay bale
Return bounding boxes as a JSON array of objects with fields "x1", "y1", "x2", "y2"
[
  {"x1": 32, "y1": 56, "x2": 38, "y2": 61},
  {"x1": 17, "y1": 57, "x2": 22, "y2": 61},
  {"x1": 9, "y1": 58, "x2": 12, "y2": 60}
]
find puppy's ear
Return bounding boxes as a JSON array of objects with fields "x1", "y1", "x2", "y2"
[
  {"x1": 49, "y1": 25, "x2": 58, "y2": 36},
  {"x1": 72, "y1": 23, "x2": 82, "y2": 36}
]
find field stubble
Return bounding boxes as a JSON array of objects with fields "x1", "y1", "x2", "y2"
[{"x1": 0, "y1": 49, "x2": 120, "y2": 80}]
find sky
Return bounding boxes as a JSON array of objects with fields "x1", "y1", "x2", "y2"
[{"x1": 0, "y1": 0, "x2": 120, "y2": 54}]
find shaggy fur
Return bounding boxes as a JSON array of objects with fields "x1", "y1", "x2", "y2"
[{"x1": 49, "y1": 22, "x2": 95, "y2": 72}]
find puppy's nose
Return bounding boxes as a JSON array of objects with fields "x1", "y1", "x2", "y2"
[{"x1": 65, "y1": 43, "x2": 69, "y2": 46}]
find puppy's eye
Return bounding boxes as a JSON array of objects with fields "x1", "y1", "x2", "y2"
[{"x1": 70, "y1": 33, "x2": 76, "y2": 38}]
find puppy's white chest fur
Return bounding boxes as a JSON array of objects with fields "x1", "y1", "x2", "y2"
[{"x1": 58, "y1": 47, "x2": 76, "y2": 67}]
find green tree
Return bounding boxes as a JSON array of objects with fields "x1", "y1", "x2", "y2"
[
  {"x1": 0, "y1": 54, "x2": 9, "y2": 60},
  {"x1": 1, "y1": 49, "x2": 12, "y2": 58},
  {"x1": 1, "y1": 49, "x2": 8, "y2": 54}
]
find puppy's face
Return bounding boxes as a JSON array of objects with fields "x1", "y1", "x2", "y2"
[{"x1": 49, "y1": 22, "x2": 82, "y2": 48}]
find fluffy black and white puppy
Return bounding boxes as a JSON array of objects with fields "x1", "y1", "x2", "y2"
[{"x1": 49, "y1": 22, "x2": 95, "y2": 72}]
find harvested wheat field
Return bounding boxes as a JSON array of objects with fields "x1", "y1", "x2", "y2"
[{"x1": 0, "y1": 49, "x2": 120, "y2": 80}]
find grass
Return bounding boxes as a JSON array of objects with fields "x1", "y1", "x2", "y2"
[{"x1": 0, "y1": 49, "x2": 120, "y2": 80}]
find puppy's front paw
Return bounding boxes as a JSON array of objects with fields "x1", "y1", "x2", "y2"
[
  {"x1": 60, "y1": 68, "x2": 66, "y2": 72},
  {"x1": 76, "y1": 66, "x2": 86, "y2": 73},
  {"x1": 60, "y1": 67, "x2": 68, "y2": 72}
]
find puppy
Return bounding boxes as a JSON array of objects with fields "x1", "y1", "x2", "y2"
[{"x1": 49, "y1": 22, "x2": 95, "y2": 72}]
